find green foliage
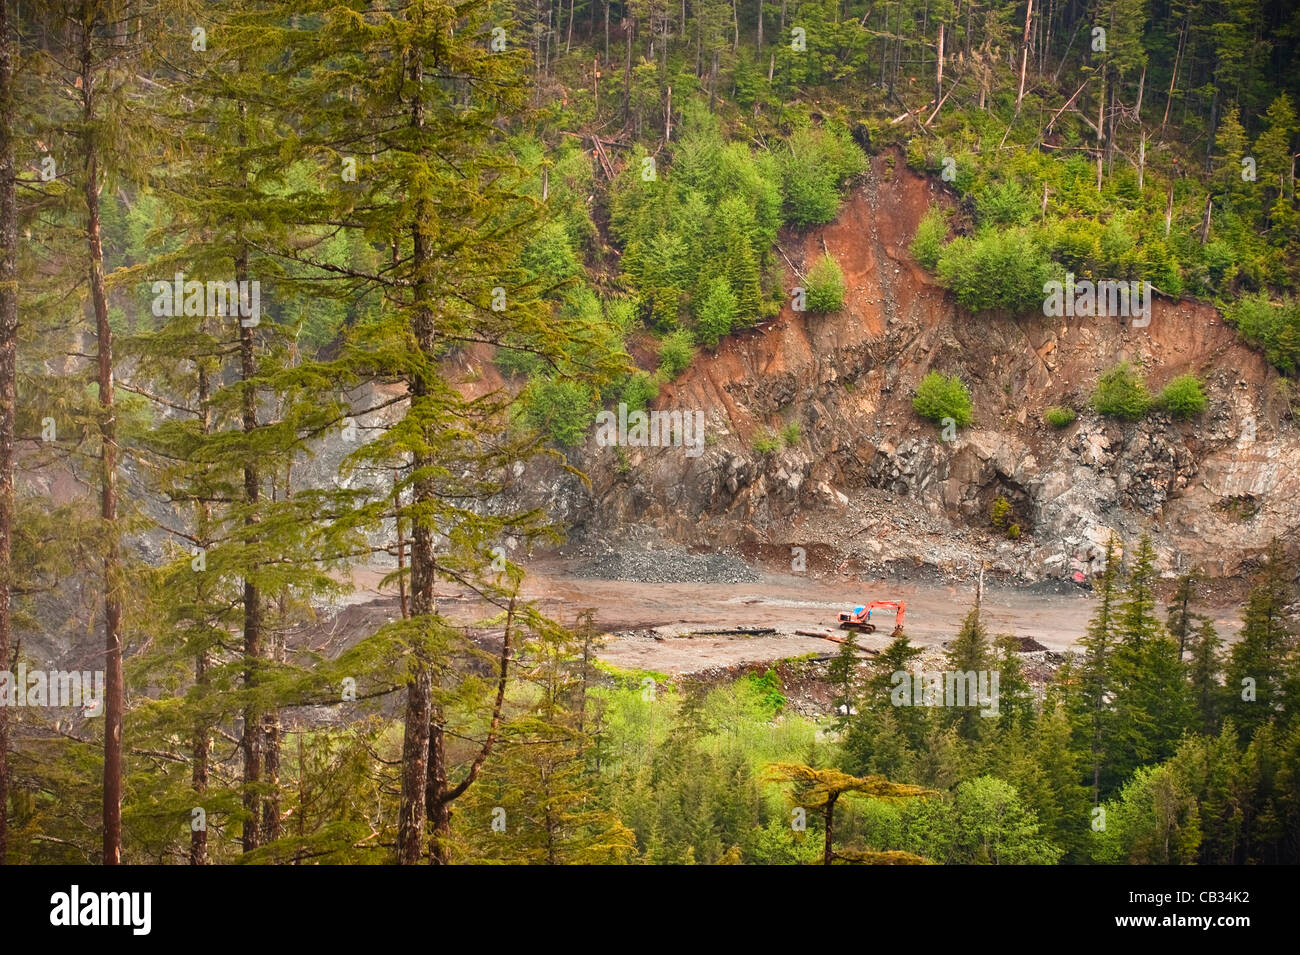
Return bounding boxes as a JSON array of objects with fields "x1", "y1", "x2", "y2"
[
  {"x1": 782, "y1": 422, "x2": 802, "y2": 446},
  {"x1": 519, "y1": 378, "x2": 598, "y2": 447},
  {"x1": 1090, "y1": 361, "x2": 1152, "y2": 419},
  {"x1": 1225, "y1": 294, "x2": 1300, "y2": 376},
  {"x1": 752, "y1": 430, "x2": 781, "y2": 455},
  {"x1": 617, "y1": 369, "x2": 660, "y2": 411},
  {"x1": 1222, "y1": 541, "x2": 1296, "y2": 742},
  {"x1": 657, "y1": 329, "x2": 696, "y2": 379},
  {"x1": 976, "y1": 179, "x2": 1037, "y2": 227},
  {"x1": 1044, "y1": 405, "x2": 1076, "y2": 428},
  {"x1": 1090, "y1": 764, "x2": 1201, "y2": 864},
  {"x1": 494, "y1": 344, "x2": 546, "y2": 379},
  {"x1": 1155, "y1": 375, "x2": 1208, "y2": 418},
  {"x1": 1107, "y1": 537, "x2": 1194, "y2": 783},
  {"x1": 859, "y1": 776, "x2": 1062, "y2": 864},
  {"x1": 910, "y1": 205, "x2": 947, "y2": 271},
  {"x1": 805, "y1": 254, "x2": 847, "y2": 313},
  {"x1": 743, "y1": 669, "x2": 787, "y2": 718},
  {"x1": 778, "y1": 122, "x2": 867, "y2": 228},
  {"x1": 913, "y1": 371, "x2": 973, "y2": 428},
  {"x1": 935, "y1": 229, "x2": 1056, "y2": 314},
  {"x1": 695, "y1": 277, "x2": 739, "y2": 348},
  {"x1": 990, "y1": 496, "x2": 1011, "y2": 528}
]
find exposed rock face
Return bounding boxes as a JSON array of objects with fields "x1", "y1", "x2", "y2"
[{"x1": 518, "y1": 152, "x2": 1299, "y2": 583}]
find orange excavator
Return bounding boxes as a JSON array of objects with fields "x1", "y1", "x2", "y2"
[{"x1": 837, "y1": 600, "x2": 906, "y2": 636}]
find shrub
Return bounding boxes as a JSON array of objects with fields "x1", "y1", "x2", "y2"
[
  {"x1": 1090, "y1": 361, "x2": 1151, "y2": 420},
  {"x1": 805, "y1": 254, "x2": 846, "y2": 312},
  {"x1": 695, "y1": 277, "x2": 739, "y2": 348},
  {"x1": 911, "y1": 205, "x2": 947, "y2": 271},
  {"x1": 780, "y1": 123, "x2": 867, "y2": 227},
  {"x1": 657, "y1": 329, "x2": 696, "y2": 379},
  {"x1": 913, "y1": 371, "x2": 973, "y2": 428},
  {"x1": 990, "y1": 496, "x2": 1011, "y2": 528},
  {"x1": 976, "y1": 179, "x2": 1036, "y2": 227},
  {"x1": 1225, "y1": 293, "x2": 1300, "y2": 376},
  {"x1": 618, "y1": 370, "x2": 660, "y2": 412},
  {"x1": 1044, "y1": 406, "x2": 1076, "y2": 428},
  {"x1": 1155, "y1": 375, "x2": 1208, "y2": 418},
  {"x1": 519, "y1": 378, "x2": 597, "y2": 447},
  {"x1": 936, "y1": 229, "x2": 1057, "y2": 314},
  {"x1": 1007, "y1": 523, "x2": 1021, "y2": 539},
  {"x1": 753, "y1": 430, "x2": 781, "y2": 454},
  {"x1": 782, "y1": 422, "x2": 802, "y2": 446}
]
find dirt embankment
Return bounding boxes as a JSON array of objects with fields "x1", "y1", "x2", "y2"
[{"x1": 509, "y1": 149, "x2": 1299, "y2": 589}]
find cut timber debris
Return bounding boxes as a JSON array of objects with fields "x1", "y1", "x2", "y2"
[{"x1": 798, "y1": 629, "x2": 879, "y2": 653}]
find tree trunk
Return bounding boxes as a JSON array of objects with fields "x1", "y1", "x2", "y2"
[
  {"x1": 624, "y1": 18, "x2": 631, "y2": 120},
  {"x1": 1015, "y1": 0, "x2": 1033, "y2": 111},
  {"x1": 1160, "y1": 20, "x2": 1186, "y2": 138},
  {"x1": 757, "y1": 0, "x2": 763, "y2": 52},
  {"x1": 190, "y1": 349, "x2": 212, "y2": 866},
  {"x1": 425, "y1": 712, "x2": 451, "y2": 864},
  {"x1": 190, "y1": 653, "x2": 209, "y2": 864},
  {"x1": 397, "y1": 40, "x2": 439, "y2": 866},
  {"x1": 1138, "y1": 128, "x2": 1145, "y2": 190},
  {"x1": 1096, "y1": 78, "x2": 1105, "y2": 191},
  {"x1": 261, "y1": 602, "x2": 282, "y2": 844},
  {"x1": 823, "y1": 793, "x2": 838, "y2": 865},
  {"x1": 238, "y1": 243, "x2": 262, "y2": 854},
  {"x1": 79, "y1": 11, "x2": 123, "y2": 867},
  {"x1": 0, "y1": 0, "x2": 16, "y2": 867},
  {"x1": 1205, "y1": 85, "x2": 1219, "y2": 173},
  {"x1": 935, "y1": 21, "x2": 944, "y2": 106},
  {"x1": 1107, "y1": 79, "x2": 1116, "y2": 174}
]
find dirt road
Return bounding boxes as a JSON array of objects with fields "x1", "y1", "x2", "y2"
[
  {"x1": 514, "y1": 564, "x2": 1244, "y2": 676},
  {"x1": 341, "y1": 559, "x2": 1243, "y2": 678}
]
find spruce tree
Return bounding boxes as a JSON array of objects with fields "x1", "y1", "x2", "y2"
[
  {"x1": 274, "y1": 0, "x2": 623, "y2": 863},
  {"x1": 0, "y1": 0, "x2": 15, "y2": 864},
  {"x1": 1109, "y1": 536, "x2": 1192, "y2": 784},
  {"x1": 1187, "y1": 617, "x2": 1224, "y2": 735},
  {"x1": 1068, "y1": 534, "x2": 1121, "y2": 802},
  {"x1": 1224, "y1": 540, "x2": 1297, "y2": 742},
  {"x1": 1166, "y1": 569, "x2": 1200, "y2": 658},
  {"x1": 944, "y1": 605, "x2": 993, "y2": 739}
]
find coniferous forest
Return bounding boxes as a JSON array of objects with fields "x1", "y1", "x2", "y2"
[{"x1": 0, "y1": 0, "x2": 1299, "y2": 891}]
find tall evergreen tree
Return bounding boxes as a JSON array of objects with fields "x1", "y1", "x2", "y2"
[
  {"x1": 1109, "y1": 536, "x2": 1192, "y2": 784},
  {"x1": 0, "y1": 0, "x2": 15, "y2": 865},
  {"x1": 944, "y1": 604, "x2": 993, "y2": 740},
  {"x1": 1166, "y1": 569, "x2": 1200, "y2": 658},
  {"x1": 1188, "y1": 616, "x2": 1224, "y2": 735},
  {"x1": 1224, "y1": 540, "x2": 1297, "y2": 741},
  {"x1": 1068, "y1": 534, "x2": 1121, "y2": 802}
]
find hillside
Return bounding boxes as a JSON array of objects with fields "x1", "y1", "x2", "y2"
[
  {"x1": 3, "y1": 0, "x2": 1300, "y2": 884},
  {"x1": 505, "y1": 148, "x2": 1299, "y2": 585}
]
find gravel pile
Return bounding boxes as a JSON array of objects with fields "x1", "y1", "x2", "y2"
[{"x1": 571, "y1": 544, "x2": 760, "y2": 584}]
